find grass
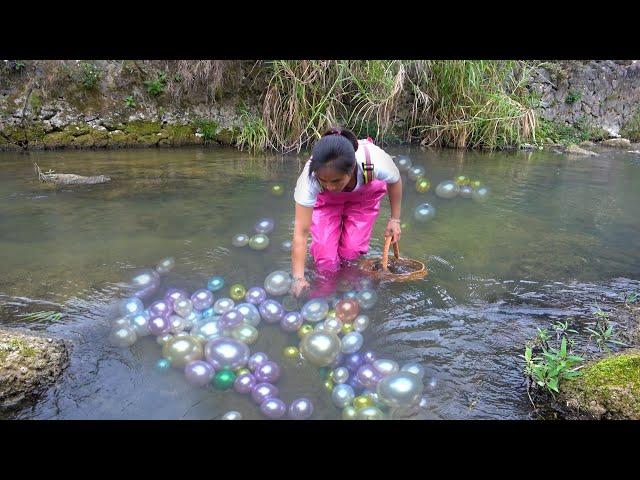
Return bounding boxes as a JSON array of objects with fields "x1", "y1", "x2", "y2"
[
  {"x1": 248, "y1": 60, "x2": 542, "y2": 153},
  {"x1": 620, "y1": 110, "x2": 640, "y2": 142}
]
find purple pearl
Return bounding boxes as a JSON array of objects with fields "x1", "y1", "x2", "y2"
[
  {"x1": 280, "y1": 311, "x2": 304, "y2": 332},
  {"x1": 255, "y1": 361, "x2": 281, "y2": 383},
  {"x1": 259, "y1": 299, "x2": 285, "y2": 324},
  {"x1": 165, "y1": 288, "x2": 189, "y2": 305},
  {"x1": 362, "y1": 350, "x2": 377, "y2": 363},
  {"x1": 148, "y1": 316, "x2": 171, "y2": 336},
  {"x1": 219, "y1": 309, "x2": 244, "y2": 330},
  {"x1": 251, "y1": 382, "x2": 279, "y2": 405},
  {"x1": 184, "y1": 360, "x2": 214, "y2": 387},
  {"x1": 191, "y1": 289, "x2": 214, "y2": 311},
  {"x1": 356, "y1": 363, "x2": 382, "y2": 389},
  {"x1": 288, "y1": 398, "x2": 314, "y2": 420},
  {"x1": 248, "y1": 352, "x2": 269, "y2": 371},
  {"x1": 260, "y1": 398, "x2": 287, "y2": 419},
  {"x1": 234, "y1": 373, "x2": 256, "y2": 394},
  {"x1": 245, "y1": 287, "x2": 267, "y2": 305},
  {"x1": 345, "y1": 353, "x2": 364, "y2": 372},
  {"x1": 130, "y1": 269, "x2": 160, "y2": 299},
  {"x1": 347, "y1": 374, "x2": 365, "y2": 395},
  {"x1": 329, "y1": 352, "x2": 345, "y2": 369},
  {"x1": 149, "y1": 300, "x2": 172, "y2": 319}
]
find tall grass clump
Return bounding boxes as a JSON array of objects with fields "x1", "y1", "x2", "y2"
[{"x1": 243, "y1": 59, "x2": 540, "y2": 153}]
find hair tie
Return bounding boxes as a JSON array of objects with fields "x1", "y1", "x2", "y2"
[{"x1": 333, "y1": 130, "x2": 342, "y2": 137}]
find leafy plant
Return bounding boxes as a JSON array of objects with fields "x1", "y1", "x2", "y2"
[
  {"x1": 536, "y1": 327, "x2": 551, "y2": 349},
  {"x1": 144, "y1": 72, "x2": 167, "y2": 97},
  {"x1": 124, "y1": 95, "x2": 136, "y2": 108},
  {"x1": 79, "y1": 61, "x2": 102, "y2": 90},
  {"x1": 565, "y1": 90, "x2": 582, "y2": 104},
  {"x1": 522, "y1": 337, "x2": 583, "y2": 395},
  {"x1": 625, "y1": 292, "x2": 639, "y2": 305},
  {"x1": 551, "y1": 319, "x2": 578, "y2": 340},
  {"x1": 17, "y1": 310, "x2": 63, "y2": 322},
  {"x1": 586, "y1": 321, "x2": 627, "y2": 352},
  {"x1": 194, "y1": 119, "x2": 219, "y2": 142}
]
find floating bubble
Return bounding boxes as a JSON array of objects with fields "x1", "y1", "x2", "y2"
[
  {"x1": 205, "y1": 337, "x2": 250, "y2": 370},
  {"x1": 459, "y1": 185, "x2": 474, "y2": 198},
  {"x1": 280, "y1": 240, "x2": 293, "y2": 252},
  {"x1": 395, "y1": 156, "x2": 412, "y2": 172},
  {"x1": 191, "y1": 289, "x2": 214, "y2": 311},
  {"x1": 301, "y1": 298, "x2": 329, "y2": 323},
  {"x1": 119, "y1": 297, "x2": 144, "y2": 317},
  {"x1": 413, "y1": 203, "x2": 436, "y2": 222},
  {"x1": 129, "y1": 269, "x2": 160, "y2": 299},
  {"x1": 213, "y1": 298, "x2": 235, "y2": 315},
  {"x1": 408, "y1": 165, "x2": 426, "y2": 181},
  {"x1": 245, "y1": 287, "x2": 267, "y2": 305},
  {"x1": 435, "y1": 180, "x2": 460, "y2": 199},
  {"x1": 232, "y1": 233, "x2": 250, "y2": 247},
  {"x1": 207, "y1": 275, "x2": 225, "y2": 292},
  {"x1": 356, "y1": 289, "x2": 377, "y2": 310},
  {"x1": 254, "y1": 218, "x2": 275, "y2": 235},
  {"x1": 235, "y1": 303, "x2": 261, "y2": 327},
  {"x1": 258, "y1": 299, "x2": 285, "y2": 324},
  {"x1": 472, "y1": 186, "x2": 489, "y2": 203},
  {"x1": 108, "y1": 325, "x2": 137, "y2": 348},
  {"x1": 249, "y1": 234, "x2": 270, "y2": 250},
  {"x1": 155, "y1": 257, "x2": 175, "y2": 274},
  {"x1": 264, "y1": 270, "x2": 292, "y2": 296},
  {"x1": 162, "y1": 335, "x2": 204, "y2": 368}
]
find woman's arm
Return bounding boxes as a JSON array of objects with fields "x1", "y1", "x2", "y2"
[
  {"x1": 384, "y1": 178, "x2": 403, "y2": 243},
  {"x1": 291, "y1": 203, "x2": 313, "y2": 296}
]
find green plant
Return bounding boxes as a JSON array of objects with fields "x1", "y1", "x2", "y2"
[
  {"x1": 551, "y1": 319, "x2": 578, "y2": 340},
  {"x1": 13, "y1": 60, "x2": 25, "y2": 71},
  {"x1": 237, "y1": 109, "x2": 269, "y2": 152},
  {"x1": 565, "y1": 90, "x2": 582, "y2": 104},
  {"x1": 625, "y1": 292, "x2": 639, "y2": 305},
  {"x1": 17, "y1": 310, "x2": 63, "y2": 322},
  {"x1": 29, "y1": 93, "x2": 42, "y2": 112},
  {"x1": 522, "y1": 337, "x2": 583, "y2": 395},
  {"x1": 79, "y1": 61, "x2": 102, "y2": 90},
  {"x1": 144, "y1": 72, "x2": 167, "y2": 97},
  {"x1": 194, "y1": 119, "x2": 219, "y2": 142},
  {"x1": 536, "y1": 327, "x2": 551, "y2": 349},
  {"x1": 124, "y1": 95, "x2": 136, "y2": 108},
  {"x1": 620, "y1": 110, "x2": 640, "y2": 142}
]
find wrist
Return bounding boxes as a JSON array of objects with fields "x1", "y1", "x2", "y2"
[{"x1": 389, "y1": 217, "x2": 401, "y2": 224}]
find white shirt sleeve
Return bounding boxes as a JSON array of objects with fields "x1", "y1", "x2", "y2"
[
  {"x1": 293, "y1": 160, "x2": 321, "y2": 207},
  {"x1": 365, "y1": 144, "x2": 401, "y2": 184}
]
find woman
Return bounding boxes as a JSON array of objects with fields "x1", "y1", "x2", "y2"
[{"x1": 290, "y1": 127, "x2": 403, "y2": 297}]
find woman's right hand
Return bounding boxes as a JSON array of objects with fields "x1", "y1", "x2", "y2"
[{"x1": 291, "y1": 277, "x2": 310, "y2": 297}]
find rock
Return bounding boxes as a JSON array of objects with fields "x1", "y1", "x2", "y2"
[
  {"x1": 565, "y1": 144, "x2": 599, "y2": 156},
  {"x1": 0, "y1": 328, "x2": 68, "y2": 412},
  {"x1": 41, "y1": 173, "x2": 111, "y2": 185},
  {"x1": 579, "y1": 140, "x2": 596, "y2": 148},
  {"x1": 602, "y1": 138, "x2": 632, "y2": 148},
  {"x1": 519, "y1": 143, "x2": 536, "y2": 150},
  {"x1": 559, "y1": 349, "x2": 640, "y2": 419}
]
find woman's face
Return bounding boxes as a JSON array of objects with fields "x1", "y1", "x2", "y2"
[{"x1": 316, "y1": 165, "x2": 355, "y2": 192}]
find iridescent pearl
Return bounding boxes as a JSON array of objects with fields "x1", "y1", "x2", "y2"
[
  {"x1": 221, "y1": 411, "x2": 242, "y2": 420},
  {"x1": 232, "y1": 233, "x2": 250, "y2": 247},
  {"x1": 288, "y1": 398, "x2": 314, "y2": 420},
  {"x1": 155, "y1": 257, "x2": 175, "y2": 274}
]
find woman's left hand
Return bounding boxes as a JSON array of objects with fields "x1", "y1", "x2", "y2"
[{"x1": 385, "y1": 219, "x2": 401, "y2": 244}]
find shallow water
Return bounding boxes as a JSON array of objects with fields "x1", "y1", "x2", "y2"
[{"x1": 1, "y1": 146, "x2": 639, "y2": 419}]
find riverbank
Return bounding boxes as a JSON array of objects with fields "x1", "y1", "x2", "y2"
[{"x1": 2, "y1": 60, "x2": 638, "y2": 153}]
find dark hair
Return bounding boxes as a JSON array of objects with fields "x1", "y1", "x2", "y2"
[{"x1": 308, "y1": 127, "x2": 359, "y2": 178}]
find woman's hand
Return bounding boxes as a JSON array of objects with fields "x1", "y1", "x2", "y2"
[
  {"x1": 291, "y1": 277, "x2": 310, "y2": 297},
  {"x1": 385, "y1": 219, "x2": 402, "y2": 243}
]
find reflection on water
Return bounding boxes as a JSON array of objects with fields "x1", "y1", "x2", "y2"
[{"x1": 1, "y1": 146, "x2": 639, "y2": 419}]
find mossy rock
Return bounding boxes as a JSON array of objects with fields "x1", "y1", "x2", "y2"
[
  {"x1": 42, "y1": 131, "x2": 75, "y2": 149},
  {"x1": 0, "y1": 328, "x2": 69, "y2": 413},
  {"x1": 123, "y1": 121, "x2": 162, "y2": 136},
  {"x1": 64, "y1": 124, "x2": 91, "y2": 137},
  {"x1": 165, "y1": 124, "x2": 197, "y2": 146},
  {"x1": 560, "y1": 349, "x2": 640, "y2": 419},
  {"x1": 106, "y1": 131, "x2": 135, "y2": 148}
]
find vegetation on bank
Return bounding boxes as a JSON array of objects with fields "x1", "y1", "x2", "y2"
[{"x1": 0, "y1": 60, "x2": 631, "y2": 152}]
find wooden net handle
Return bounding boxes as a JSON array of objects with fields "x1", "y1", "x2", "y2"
[{"x1": 381, "y1": 236, "x2": 400, "y2": 271}]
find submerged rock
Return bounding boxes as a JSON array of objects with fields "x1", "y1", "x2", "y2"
[
  {"x1": 0, "y1": 329, "x2": 69, "y2": 413},
  {"x1": 601, "y1": 138, "x2": 632, "y2": 148},
  {"x1": 565, "y1": 143, "x2": 599, "y2": 156},
  {"x1": 559, "y1": 349, "x2": 640, "y2": 419}
]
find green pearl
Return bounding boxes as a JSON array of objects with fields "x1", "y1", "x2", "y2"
[
  {"x1": 283, "y1": 346, "x2": 299, "y2": 359},
  {"x1": 416, "y1": 177, "x2": 431, "y2": 193},
  {"x1": 298, "y1": 324, "x2": 314, "y2": 338},
  {"x1": 271, "y1": 184, "x2": 284, "y2": 196},
  {"x1": 323, "y1": 379, "x2": 334, "y2": 392},
  {"x1": 342, "y1": 406, "x2": 357, "y2": 420},
  {"x1": 455, "y1": 175, "x2": 469, "y2": 186},
  {"x1": 212, "y1": 368, "x2": 236, "y2": 390},
  {"x1": 341, "y1": 323, "x2": 354, "y2": 334},
  {"x1": 229, "y1": 284, "x2": 246, "y2": 301},
  {"x1": 319, "y1": 367, "x2": 329, "y2": 378}
]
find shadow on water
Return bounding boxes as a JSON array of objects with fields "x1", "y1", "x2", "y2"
[{"x1": 1, "y1": 146, "x2": 639, "y2": 419}]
